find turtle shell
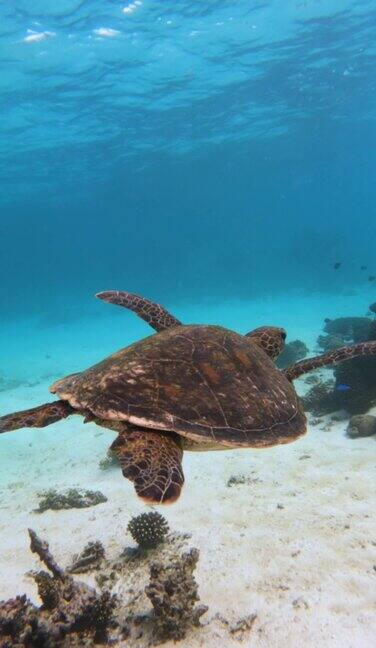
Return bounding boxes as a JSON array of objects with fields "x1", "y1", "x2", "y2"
[{"x1": 50, "y1": 325, "x2": 306, "y2": 448}]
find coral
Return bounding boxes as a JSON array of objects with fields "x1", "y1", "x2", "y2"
[
  {"x1": 146, "y1": 548, "x2": 208, "y2": 643},
  {"x1": 303, "y1": 374, "x2": 320, "y2": 385},
  {"x1": 127, "y1": 512, "x2": 169, "y2": 550},
  {"x1": 332, "y1": 353, "x2": 376, "y2": 414},
  {"x1": 0, "y1": 530, "x2": 118, "y2": 647},
  {"x1": 275, "y1": 340, "x2": 308, "y2": 369},
  {"x1": 229, "y1": 614, "x2": 257, "y2": 638},
  {"x1": 35, "y1": 488, "x2": 107, "y2": 513},
  {"x1": 301, "y1": 380, "x2": 337, "y2": 416},
  {"x1": 323, "y1": 316, "x2": 372, "y2": 342},
  {"x1": 0, "y1": 527, "x2": 208, "y2": 647},
  {"x1": 29, "y1": 529, "x2": 65, "y2": 580},
  {"x1": 33, "y1": 571, "x2": 60, "y2": 610},
  {"x1": 305, "y1": 316, "x2": 376, "y2": 415},
  {"x1": 68, "y1": 541, "x2": 106, "y2": 574},
  {"x1": 316, "y1": 333, "x2": 344, "y2": 352},
  {"x1": 347, "y1": 414, "x2": 376, "y2": 438}
]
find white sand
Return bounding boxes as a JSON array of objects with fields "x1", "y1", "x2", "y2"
[{"x1": 0, "y1": 293, "x2": 375, "y2": 646}]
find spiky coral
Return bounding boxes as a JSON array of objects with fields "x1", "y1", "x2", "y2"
[{"x1": 127, "y1": 512, "x2": 169, "y2": 550}]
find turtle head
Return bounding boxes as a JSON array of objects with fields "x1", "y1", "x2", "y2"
[{"x1": 245, "y1": 326, "x2": 286, "y2": 359}]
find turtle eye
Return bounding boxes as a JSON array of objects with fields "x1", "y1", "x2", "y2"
[{"x1": 281, "y1": 331, "x2": 286, "y2": 341}]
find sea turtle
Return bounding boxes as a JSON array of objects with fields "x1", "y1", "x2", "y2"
[{"x1": 1, "y1": 291, "x2": 376, "y2": 505}]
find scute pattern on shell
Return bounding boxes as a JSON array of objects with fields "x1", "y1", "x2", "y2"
[{"x1": 51, "y1": 325, "x2": 306, "y2": 448}]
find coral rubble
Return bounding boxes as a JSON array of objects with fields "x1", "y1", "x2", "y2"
[
  {"x1": 68, "y1": 541, "x2": 106, "y2": 574},
  {"x1": 229, "y1": 613, "x2": 257, "y2": 638},
  {"x1": 127, "y1": 512, "x2": 169, "y2": 550},
  {"x1": 0, "y1": 526, "x2": 209, "y2": 647},
  {"x1": 227, "y1": 474, "x2": 260, "y2": 487},
  {"x1": 35, "y1": 488, "x2": 107, "y2": 513},
  {"x1": 0, "y1": 530, "x2": 117, "y2": 647},
  {"x1": 98, "y1": 448, "x2": 120, "y2": 470}
]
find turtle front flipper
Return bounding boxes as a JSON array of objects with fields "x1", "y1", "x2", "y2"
[
  {"x1": 110, "y1": 427, "x2": 184, "y2": 504},
  {"x1": 0, "y1": 400, "x2": 74, "y2": 433},
  {"x1": 96, "y1": 290, "x2": 182, "y2": 332},
  {"x1": 284, "y1": 340, "x2": 376, "y2": 381}
]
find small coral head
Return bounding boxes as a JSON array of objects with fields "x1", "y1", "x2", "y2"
[
  {"x1": 245, "y1": 326, "x2": 287, "y2": 359},
  {"x1": 127, "y1": 511, "x2": 169, "y2": 550}
]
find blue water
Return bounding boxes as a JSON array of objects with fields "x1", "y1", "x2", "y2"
[
  {"x1": 1, "y1": 1, "x2": 376, "y2": 323},
  {"x1": 1, "y1": 4, "x2": 376, "y2": 640}
]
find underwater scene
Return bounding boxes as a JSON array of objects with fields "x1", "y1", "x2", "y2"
[{"x1": 1, "y1": 1, "x2": 376, "y2": 646}]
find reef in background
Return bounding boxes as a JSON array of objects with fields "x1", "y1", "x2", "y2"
[
  {"x1": 276, "y1": 339, "x2": 308, "y2": 369},
  {"x1": 302, "y1": 311, "x2": 376, "y2": 415}
]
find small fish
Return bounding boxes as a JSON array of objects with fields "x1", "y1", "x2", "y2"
[
  {"x1": 334, "y1": 262, "x2": 341, "y2": 270},
  {"x1": 335, "y1": 383, "x2": 351, "y2": 392},
  {"x1": 361, "y1": 265, "x2": 367, "y2": 270},
  {"x1": 368, "y1": 275, "x2": 376, "y2": 282}
]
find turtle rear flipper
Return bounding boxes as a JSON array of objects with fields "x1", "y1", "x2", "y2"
[
  {"x1": 0, "y1": 400, "x2": 74, "y2": 433},
  {"x1": 110, "y1": 428, "x2": 184, "y2": 504},
  {"x1": 284, "y1": 340, "x2": 376, "y2": 381},
  {"x1": 96, "y1": 290, "x2": 182, "y2": 332}
]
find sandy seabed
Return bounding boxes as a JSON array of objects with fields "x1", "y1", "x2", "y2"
[{"x1": 0, "y1": 293, "x2": 375, "y2": 647}]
